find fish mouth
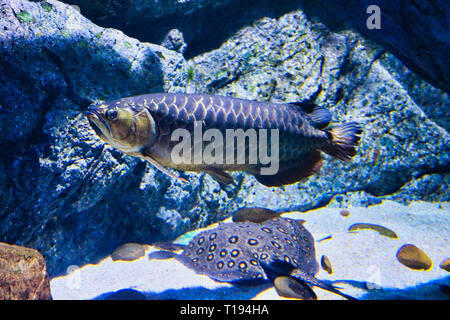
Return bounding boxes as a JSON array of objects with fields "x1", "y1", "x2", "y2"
[{"x1": 84, "y1": 108, "x2": 110, "y2": 139}]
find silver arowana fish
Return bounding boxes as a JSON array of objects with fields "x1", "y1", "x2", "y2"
[
  {"x1": 150, "y1": 208, "x2": 355, "y2": 300},
  {"x1": 85, "y1": 93, "x2": 361, "y2": 186}
]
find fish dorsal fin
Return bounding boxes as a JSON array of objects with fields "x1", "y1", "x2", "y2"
[
  {"x1": 288, "y1": 102, "x2": 331, "y2": 129},
  {"x1": 274, "y1": 276, "x2": 317, "y2": 300},
  {"x1": 232, "y1": 208, "x2": 281, "y2": 223},
  {"x1": 308, "y1": 106, "x2": 331, "y2": 129},
  {"x1": 142, "y1": 151, "x2": 188, "y2": 183}
]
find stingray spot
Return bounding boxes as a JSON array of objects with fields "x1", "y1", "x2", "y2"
[
  {"x1": 192, "y1": 258, "x2": 199, "y2": 263},
  {"x1": 188, "y1": 243, "x2": 194, "y2": 249},
  {"x1": 272, "y1": 241, "x2": 282, "y2": 249},
  {"x1": 285, "y1": 238, "x2": 293, "y2": 246},
  {"x1": 291, "y1": 234, "x2": 298, "y2": 241},
  {"x1": 209, "y1": 232, "x2": 217, "y2": 241},
  {"x1": 284, "y1": 255, "x2": 291, "y2": 263},
  {"x1": 207, "y1": 253, "x2": 214, "y2": 261},
  {"x1": 198, "y1": 237, "x2": 205, "y2": 245},
  {"x1": 227, "y1": 260, "x2": 235, "y2": 268},
  {"x1": 219, "y1": 249, "x2": 227, "y2": 257},
  {"x1": 257, "y1": 247, "x2": 264, "y2": 252},
  {"x1": 248, "y1": 239, "x2": 259, "y2": 246},
  {"x1": 196, "y1": 248, "x2": 204, "y2": 255},
  {"x1": 239, "y1": 261, "x2": 248, "y2": 269},
  {"x1": 231, "y1": 249, "x2": 240, "y2": 257},
  {"x1": 209, "y1": 244, "x2": 217, "y2": 252},
  {"x1": 260, "y1": 253, "x2": 268, "y2": 260},
  {"x1": 229, "y1": 236, "x2": 239, "y2": 244},
  {"x1": 261, "y1": 227, "x2": 272, "y2": 234},
  {"x1": 256, "y1": 235, "x2": 263, "y2": 239},
  {"x1": 292, "y1": 257, "x2": 298, "y2": 265},
  {"x1": 256, "y1": 273, "x2": 263, "y2": 278},
  {"x1": 277, "y1": 226, "x2": 288, "y2": 234},
  {"x1": 272, "y1": 235, "x2": 280, "y2": 240},
  {"x1": 217, "y1": 261, "x2": 224, "y2": 269},
  {"x1": 250, "y1": 259, "x2": 259, "y2": 266}
]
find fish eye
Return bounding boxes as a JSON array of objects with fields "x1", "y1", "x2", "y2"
[{"x1": 105, "y1": 109, "x2": 118, "y2": 121}]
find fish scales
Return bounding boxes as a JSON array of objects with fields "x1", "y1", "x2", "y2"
[
  {"x1": 132, "y1": 93, "x2": 315, "y2": 136},
  {"x1": 177, "y1": 217, "x2": 319, "y2": 282},
  {"x1": 132, "y1": 93, "x2": 327, "y2": 165}
]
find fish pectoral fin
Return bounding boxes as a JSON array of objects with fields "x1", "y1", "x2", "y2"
[
  {"x1": 204, "y1": 168, "x2": 234, "y2": 185},
  {"x1": 274, "y1": 276, "x2": 317, "y2": 300},
  {"x1": 232, "y1": 207, "x2": 280, "y2": 223},
  {"x1": 253, "y1": 150, "x2": 323, "y2": 187},
  {"x1": 142, "y1": 152, "x2": 188, "y2": 183}
]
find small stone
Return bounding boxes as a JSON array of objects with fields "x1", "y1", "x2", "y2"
[
  {"x1": 111, "y1": 243, "x2": 146, "y2": 261},
  {"x1": 396, "y1": 244, "x2": 432, "y2": 271},
  {"x1": 321, "y1": 255, "x2": 333, "y2": 275},
  {"x1": 340, "y1": 209, "x2": 350, "y2": 217},
  {"x1": 439, "y1": 258, "x2": 450, "y2": 272},
  {"x1": 274, "y1": 276, "x2": 316, "y2": 300}
]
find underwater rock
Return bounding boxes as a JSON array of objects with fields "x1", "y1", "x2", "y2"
[
  {"x1": 439, "y1": 258, "x2": 450, "y2": 272},
  {"x1": 111, "y1": 243, "x2": 146, "y2": 262},
  {"x1": 396, "y1": 244, "x2": 433, "y2": 271},
  {"x1": 60, "y1": 0, "x2": 450, "y2": 93},
  {"x1": 0, "y1": 243, "x2": 52, "y2": 300},
  {"x1": 161, "y1": 29, "x2": 187, "y2": 54}
]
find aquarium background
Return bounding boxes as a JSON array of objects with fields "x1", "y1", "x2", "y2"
[{"x1": 0, "y1": 0, "x2": 448, "y2": 299}]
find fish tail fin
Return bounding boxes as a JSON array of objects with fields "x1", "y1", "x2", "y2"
[
  {"x1": 290, "y1": 269, "x2": 357, "y2": 300},
  {"x1": 322, "y1": 122, "x2": 362, "y2": 161}
]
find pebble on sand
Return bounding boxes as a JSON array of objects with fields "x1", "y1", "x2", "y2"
[
  {"x1": 396, "y1": 244, "x2": 433, "y2": 271},
  {"x1": 340, "y1": 210, "x2": 350, "y2": 217},
  {"x1": 439, "y1": 258, "x2": 450, "y2": 272},
  {"x1": 111, "y1": 243, "x2": 146, "y2": 262},
  {"x1": 321, "y1": 255, "x2": 333, "y2": 275}
]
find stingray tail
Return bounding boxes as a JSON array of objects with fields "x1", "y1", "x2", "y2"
[{"x1": 290, "y1": 268, "x2": 357, "y2": 300}]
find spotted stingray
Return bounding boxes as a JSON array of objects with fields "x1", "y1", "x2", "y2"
[{"x1": 151, "y1": 208, "x2": 354, "y2": 300}]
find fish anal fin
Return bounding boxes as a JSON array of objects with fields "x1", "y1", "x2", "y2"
[
  {"x1": 232, "y1": 207, "x2": 280, "y2": 223},
  {"x1": 204, "y1": 168, "x2": 234, "y2": 185},
  {"x1": 141, "y1": 151, "x2": 188, "y2": 182},
  {"x1": 288, "y1": 101, "x2": 317, "y2": 113},
  {"x1": 274, "y1": 276, "x2": 317, "y2": 300},
  {"x1": 254, "y1": 150, "x2": 323, "y2": 187}
]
